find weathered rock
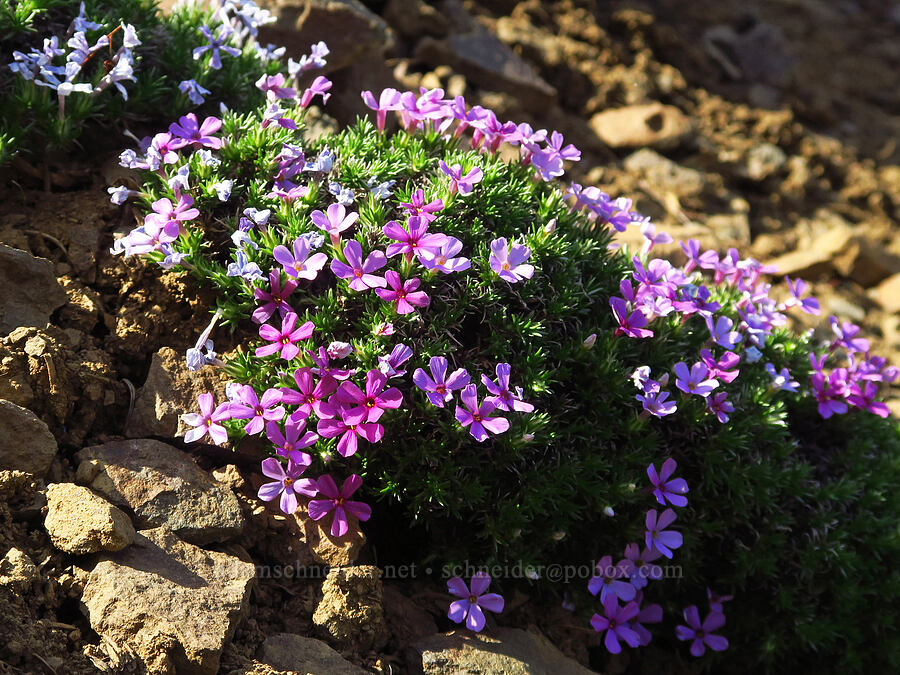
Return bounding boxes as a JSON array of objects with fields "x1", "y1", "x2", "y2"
[
  {"x1": 0, "y1": 547, "x2": 40, "y2": 591},
  {"x1": 125, "y1": 346, "x2": 229, "y2": 439},
  {"x1": 409, "y1": 627, "x2": 594, "y2": 675},
  {"x1": 703, "y1": 22, "x2": 792, "y2": 85},
  {"x1": 831, "y1": 237, "x2": 900, "y2": 288},
  {"x1": 590, "y1": 103, "x2": 691, "y2": 150},
  {"x1": 765, "y1": 225, "x2": 854, "y2": 280},
  {"x1": 623, "y1": 148, "x2": 705, "y2": 198},
  {"x1": 81, "y1": 527, "x2": 256, "y2": 675},
  {"x1": 414, "y1": 30, "x2": 556, "y2": 112},
  {"x1": 312, "y1": 565, "x2": 388, "y2": 652},
  {"x1": 383, "y1": 584, "x2": 440, "y2": 646},
  {"x1": 872, "y1": 273, "x2": 900, "y2": 313},
  {"x1": 383, "y1": 0, "x2": 449, "y2": 39},
  {"x1": 76, "y1": 439, "x2": 244, "y2": 545},
  {"x1": 0, "y1": 399, "x2": 57, "y2": 476},
  {"x1": 0, "y1": 245, "x2": 67, "y2": 335},
  {"x1": 297, "y1": 509, "x2": 365, "y2": 566},
  {"x1": 740, "y1": 143, "x2": 788, "y2": 181},
  {"x1": 258, "y1": 0, "x2": 394, "y2": 73},
  {"x1": 44, "y1": 483, "x2": 135, "y2": 554},
  {"x1": 257, "y1": 634, "x2": 367, "y2": 674}
]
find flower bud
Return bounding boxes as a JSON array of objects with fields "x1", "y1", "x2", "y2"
[
  {"x1": 544, "y1": 218, "x2": 557, "y2": 233},
  {"x1": 603, "y1": 506, "x2": 615, "y2": 517},
  {"x1": 582, "y1": 333, "x2": 597, "y2": 350}
]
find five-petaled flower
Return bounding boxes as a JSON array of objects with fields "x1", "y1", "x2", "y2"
[
  {"x1": 647, "y1": 458, "x2": 689, "y2": 508},
  {"x1": 590, "y1": 595, "x2": 641, "y2": 654},
  {"x1": 644, "y1": 508, "x2": 683, "y2": 559},
  {"x1": 489, "y1": 237, "x2": 534, "y2": 283},
  {"x1": 280, "y1": 367, "x2": 339, "y2": 421},
  {"x1": 375, "y1": 271, "x2": 430, "y2": 315},
  {"x1": 252, "y1": 270, "x2": 298, "y2": 324},
  {"x1": 413, "y1": 356, "x2": 470, "y2": 408},
  {"x1": 266, "y1": 419, "x2": 317, "y2": 466},
  {"x1": 257, "y1": 457, "x2": 317, "y2": 515},
  {"x1": 274, "y1": 237, "x2": 329, "y2": 280},
  {"x1": 439, "y1": 160, "x2": 483, "y2": 195},
  {"x1": 675, "y1": 606, "x2": 729, "y2": 656},
  {"x1": 311, "y1": 203, "x2": 359, "y2": 246},
  {"x1": 168, "y1": 113, "x2": 223, "y2": 150},
  {"x1": 181, "y1": 393, "x2": 231, "y2": 445},
  {"x1": 256, "y1": 312, "x2": 315, "y2": 360},
  {"x1": 307, "y1": 474, "x2": 371, "y2": 537},
  {"x1": 481, "y1": 362, "x2": 534, "y2": 412},
  {"x1": 588, "y1": 555, "x2": 636, "y2": 603},
  {"x1": 447, "y1": 573, "x2": 504, "y2": 632},
  {"x1": 333, "y1": 369, "x2": 403, "y2": 423},
  {"x1": 330, "y1": 240, "x2": 387, "y2": 290},
  {"x1": 455, "y1": 384, "x2": 509, "y2": 442},
  {"x1": 228, "y1": 385, "x2": 285, "y2": 435}
]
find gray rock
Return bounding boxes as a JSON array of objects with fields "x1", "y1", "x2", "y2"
[
  {"x1": 81, "y1": 527, "x2": 256, "y2": 675},
  {"x1": 0, "y1": 245, "x2": 67, "y2": 335},
  {"x1": 312, "y1": 565, "x2": 388, "y2": 652},
  {"x1": 409, "y1": 627, "x2": 594, "y2": 675},
  {"x1": 590, "y1": 103, "x2": 691, "y2": 150},
  {"x1": 703, "y1": 22, "x2": 792, "y2": 85},
  {"x1": 76, "y1": 439, "x2": 244, "y2": 545},
  {"x1": 257, "y1": 633, "x2": 367, "y2": 674},
  {"x1": 0, "y1": 399, "x2": 57, "y2": 476},
  {"x1": 44, "y1": 483, "x2": 135, "y2": 554}
]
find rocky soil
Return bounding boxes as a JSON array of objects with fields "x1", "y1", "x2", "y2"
[{"x1": 0, "y1": 0, "x2": 898, "y2": 673}]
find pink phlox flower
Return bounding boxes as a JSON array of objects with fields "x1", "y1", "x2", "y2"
[
  {"x1": 168, "y1": 113, "x2": 223, "y2": 150},
  {"x1": 311, "y1": 203, "x2": 359, "y2": 244},
  {"x1": 447, "y1": 573, "x2": 504, "y2": 632},
  {"x1": 280, "y1": 367, "x2": 339, "y2": 421},
  {"x1": 121, "y1": 220, "x2": 180, "y2": 255},
  {"x1": 640, "y1": 222, "x2": 673, "y2": 253},
  {"x1": 265, "y1": 419, "x2": 317, "y2": 466},
  {"x1": 333, "y1": 368, "x2": 403, "y2": 423},
  {"x1": 375, "y1": 271, "x2": 430, "y2": 315},
  {"x1": 413, "y1": 356, "x2": 470, "y2": 407},
  {"x1": 418, "y1": 236, "x2": 471, "y2": 274},
  {"x1": 644, "y1": 508, "x2": 682, "y2": 559},
  {"x1": 309, "y1": 346, "x2": 355, "y2": 381},
  {"x1": 489, "y1": 237, "x2": 534, "y2": 283},
  {"x1": 257, "y1": 457, "x2": 317, "y2": 515},
  {"x1": 273, "y1": 236, "x2": 329, "y2": 280},
  {"x1": 648, "y1": 458, "x2": 689, "y2": 507},
  {"x1": 676, "y1": 606, "x2": 729, "y2": 657},
  {"x1": 383, "y1": 216, "x2": 448, "y2": 261},
  {"x1": 674, "y1": 361, "x2": 719, "y2": 398},
  {"x1": 699, "y1": 349, "x2": 740, "y2": 384},
  {"x1": 361, "y1": 87, "x2": 402, "y2": 131},
  {"x1": 181, "y1": 392, "x2": 231, "y2": 444},
  {"x1": 439, "y1": 160, "x2": 484, "y2": 195},
  {"x1": 149, "y1": 132, "x2": 179, "y2": 164},
  {"x1": 781, "y1": 276, "x2": 820, "y2": 315},
  {"x1": 316, "y1": 414, "x2": 384, "y2": 458},
  {"x1": 636, "y1": 389, "x2": 677, "y2": 417},
  {"x1": 266, "y1": 183, "x2": 309, "y2": 201},
  {"x1": 707, "y1": 391, "x2": 734, "y2": 423},
  {"x1": 829, "y1": 316, "x2": 870, "y2": 354},
  {"x1": 470, "y1": 110, "x2": 517, "y2": 154},
  {"x1": 398, "y1": 188, "x2": 444, "y2": 223},
  {"x1": 590, "y1": 595, "x2": 641, "y2": 654},
  {"x1": 330, "y1": 239, "x2": 387, "y2": 291},
  {"x1": 481, "y1": 362, "x2": 534, "y2": 413},
  {"x1": 252, "y1": 270, "x2": 298, "y2": 324},
  {"x1": 846, "y1": 380, "x2": 890, "y2": 418},
  {"x1": 811, "y1": 369, "x2": 850, "y2": 419},
  {"x1": 307, "y1": 474, "x2": 371, "y2": 537},
  {"x1": 588, "y1": 555, "x2": 636, "y2": 603},
  {"x1": 228, "y1": 385, "x2": 285, "y2": 435},
  {"x1": 145, "y1": 194, "x2": 200, "y2": 231},
  {"x1": 256, "y1": 311, "x2": 314, "y2": 360},
  {"x1": 256, "y1": 72, "x2": 296, "y2": 100},
  {"x1": 529, "y1": 130, "x2": 580, "y2": 180},
  {"x1": 373, "y1": 322, "x2": 395, "y2": 337},
  {"x1": 299, "y1": 75, "x2": 332, "y2": 108},
  {"x1": 455, "y1": 384, "x2": 509, "y2": 442},
  {"x1": 611, "y1": 297, "x2": 653, "y2": 338},
  {"x1": 397, "y1": 88, "x2": 446, "y2": 130},
  {"x1": 377, "y1": 343, "x2": 413, "y2": 379}
]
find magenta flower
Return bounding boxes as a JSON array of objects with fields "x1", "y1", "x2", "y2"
[
  {"x1": 333, "y1": 369, "x2": 403, "y2": 423},
  {"x1": 256, "y1": 312, "x2": 314, "y2": 361},
  {"x1": 418, "y1": 236, "x2": 471, "y2": 274},
  {"x1": 311, "y1": 203, "x2": 359, "y2": 246},
  {"x1": 266, "y1": 419, "x2": 317, "y2": 466},
  {"x1": 699, "y1": 349, "x2": 740, "y2": 384},
  {"x1": 168, "y1": 113, "x2": 223, "y2": 150},
  {"x1": 266, "y1": 183, "x2": 308, "y2": 202},
  {"x1": 676, "y1": 606, "x2": 729, "y2": 656},
  {"x1": 447, "y1": 573, "x2": 504, "y2": 632},
  {"x1": 181, "y1": 393, "x2": 231, "y2": 445},
  {"x1": 228, "y1": 385, "x2": 285, "y2": 435},
  {"x1": 645, "y1": 508, "x2": 682, "y2": 559},
  {"x1": 413, "y1": 356, "x2": 470, "y2": 407},
  {"x1": 674, "y1": 362, "x2": 719, "y2": 398},
  {"x1": 309, "y1": 347, "x2": 354, "y2": 381},
  {"x1": 399, "y1": 189, "x2": 444, "y2": 222},
  {"x1": 273, "y1": 237, "x2": 329, "y2": 280},
  {"x1": 330, "y1": 240, "x2": 387, "y2": 290},
  {"x1": 489, "y1": 237, "x2": 534, "y2": 283},
  {"x1": 610, "y1": 297, "x2": 653, "y2": 339},
  {"x1": 307, "y1": 474, "x2": 371, "y2": 537},
  {"x1": 707, "y1": 391, "x2": 734, "y2": 423},
  {"x1": 383, "y1": 216, "x2": 448, "y2": 261},
  {"x1": 590, "y1": 595, "x2": 641, "y2": 654},
  {"x1": 280, "y1": 367, "x2": 339, "y2": 420},
  {"x1": 439, "y1": 160, "x2": 483, "y2": 195},
  {"x1": 299, "y1": 75, "x2": 332, "y2": 108},
  {"x1": 145, "y1": 195, "x2": 200, "y2": 231},
  {"x1": 647, "y1": 458, "x2": 689, "y2": 508},
  {"x1": 316, "y1": 415, "x2": 384, "y2": 457},
  {"x1": 681, "y1": 239, "x2": 720, "y2": 275},
  {"x1": 252, "y1": 270, "x2": 298, "y2": 324},
  {"x1": 256, "y1": 72, "x2": 296, "y2": 100},
  {"x1": 455, "y1": 384, "x2": 509, "y2": 442},
  {"x1": 375, "y1": 271, "x2": 430, "y2": 315},
  {"x1": 481, "y1": 362, "x2": 534, "y2": 413},
  {"x1": 361, "y1": 87, "x2": 402, "y2": 131},
  {"x1": 782, "y1": 277, "x2": 820, "y2": 315},
  {"x1": 588, "y1": 555, "x2": 636, "y2": 603},
  {"x1": 257, "y1": 458, "x2": 317, "y2": 515}
]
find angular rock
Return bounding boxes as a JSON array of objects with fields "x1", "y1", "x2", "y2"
[
  {"x1": 258, "y1": 0, "x2": 394, "y2": 73},
  {"x1": 312, "y1": 565, "x2": 388, "y2": 652},
  {"x1": 125, "y1": 346, "x2": 229, "y2": 439},
  {"x1": 0, "y1": 547, "x2": 40, "y2": 591},
  {"x1": 409, "y1": 627, "x2": 594, "y2": 675},
  {"x1": 383, "y1": 0, "x2": 449, "y2": 39},
  {"x1": 44, "y1": 483, "x2": 135, "y2": 554},
  {"x1": 872, "y1": 273, "x2": 900, "y2": 313},
  {"x1": 414, "y1": 30, "x2": 556, "y2": 113},
  {"x1": 0, "y1": 244, "x2": 67, "y2": 335},
  {"x1": 623, "y1": 148, "x2": 705, "y2": 198},
  {"x1": 590, "y1": 103, "x2": 691, "y2": 150},
  {"x1": 257, "y1": 634, "x2": 367, "y2": 674},
  {"x1": 740, "y1": 143, "x2": 787, "y2": 181},
  {"x1": 0, "y1": 399, "x2": 57, "y2": 476},
  {"x1": 76, "y1": 439, "x2": 244, "y2": 545},
  {"x1": 297, "y1": 508, "x2": 365, "y2": 566},
  {"x1": 765, "y1": 226, "x2": 854, "y2": 280},
  {"x1": 81, "y1": 527, "x2": 256, "y2": 675},
  {"x1": 831, "y1": 237, "x2": 900, "y2": 288}
]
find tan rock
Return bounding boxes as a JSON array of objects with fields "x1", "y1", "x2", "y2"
[
  {"x1": 297, "y1": 508, "x2": 366, "y2": 566},
  {"x1": 765, "y1": 226, "x2": 853, "y2": 280},
  {"x1": 0, "y1": 399, "x2": 58, "y2": 476},
  {"x1": 81, "y1": 528, "x2": 256, "y2": 675},
  {"x1": 872, "y1": 273, "x2": 900, "y2": 314},
  {"x1": 590, "y1": 103, "x2": 691, "y2": 150},
  {"x1": 0, "y1": 547, "x2": 40, "y2": 590},
  {"x1": 44, "y1": 483, "x2": 134, "y2": 554},
  {"x1": 312, "y1": 565, "x2": 388, "y2": 652},
  {"x1": 257, "y1": 634, "x2": 366, "y2": 674},
  {"x1": 0, "y1": 244, "x2": 67, "y2": 334},
  {"x1": 831, "y1": 238, "x2": 900, "y2": 288}
]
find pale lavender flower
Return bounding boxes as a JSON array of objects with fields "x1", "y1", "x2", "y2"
[
  {"x1": 674, "y1": 362, "x2": 719, "y2": 397},
  {"x1": 178, "y1": 79, "x2": 210, "y2": 106},
  {"x1": 226, "y1": 249, "x2": 263, "y2": 280},
  {"x1": 311, "y1": 203, "x2": 359, "y2": 245},
  {"x1": 193, "y1": 25, "x2": 241, "y2": 70},
  {"x1": 636, "y1": 389, "x2": 677, "y2": 418},
  {"x1": 273, "y1": 237, "x2": 328, "y2": 280},
  {"x1": 439, "y1": 160, "x2": 483, "y2": 195},
  {"x1": 413, "y1": 356, "x2": 470, "y2": 407},
  {"x1": 707, "y1": 315, "x2": 742, "y2": 350},
  {"x1": 181, "y1": 393, "x2": 231, "y2": 444},
  {"x1": 765, "y1": 363, "x2": 799, "y2": 392},
  {"x1": 418, "y1": 236, "x2": 471, "y2": 274},
  {"x1": 257, "y1": 458, "x2": 317, "y2": 515},
  {"x1": 378, "y1": 343, "x2": 413, "y2": 379},
  {"x1": 489, "y1": 238, "x2": 534, "y2": 283}
]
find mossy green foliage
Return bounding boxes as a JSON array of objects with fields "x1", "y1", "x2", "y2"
[
  {"x1": 0, "y1": 0, "x2": 274, "y2": 163},
  {"x1": 133, "y1": 108, "x2": 900, "y2": 673}
]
